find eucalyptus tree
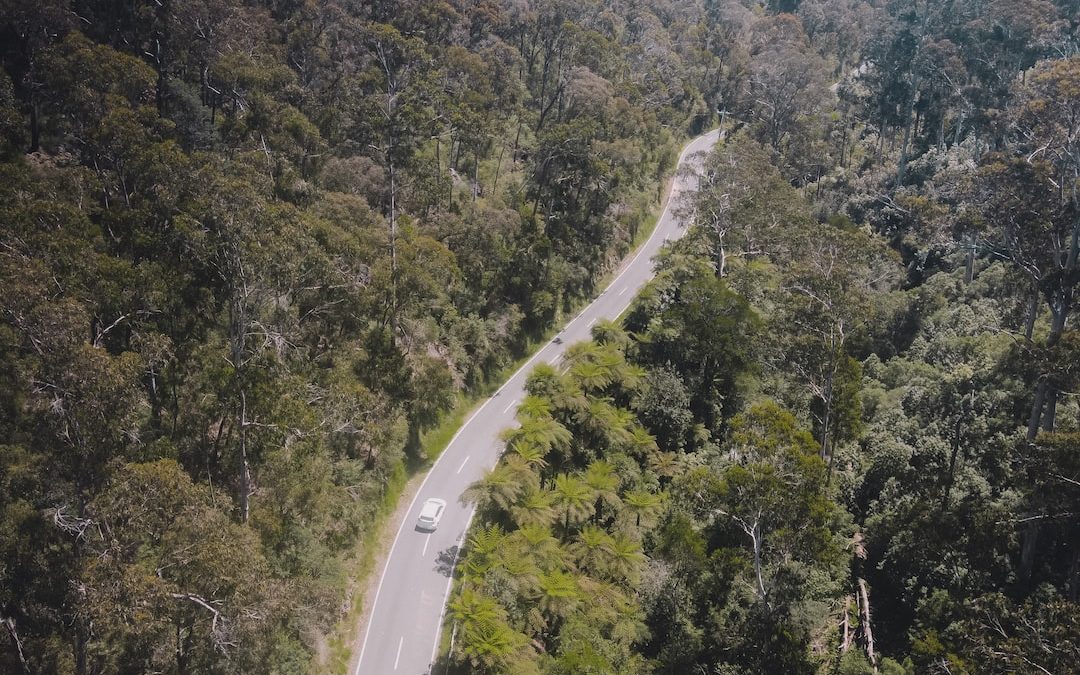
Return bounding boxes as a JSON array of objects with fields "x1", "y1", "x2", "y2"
[
  {"x1": 781, "y1": 224, "x2": 900, "y2": 472},
  {"x1": 629, "y1": 260, "x2": 761, "y2": 431},
  {"x1": 1010, "y1": 56, "x2": 1080, "y2": 436}
]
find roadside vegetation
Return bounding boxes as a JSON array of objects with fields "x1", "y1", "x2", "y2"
[
  {"x1": 2, "y1": 0, "x2": 1080, "y2": 673},
  {"x1": 448, "y1": 1, "x2": 1080, "y2": 673}
]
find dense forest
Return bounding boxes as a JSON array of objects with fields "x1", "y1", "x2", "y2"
[
  {"x1": 447, "y1": 1, "x2": 1080, "y2": 674},
  {"x1": 1, "y1": 0, "x2": 1079, "y2": 673},
  {"x1": 0, "y1": 0, "x2": 688, "y2": 671}
]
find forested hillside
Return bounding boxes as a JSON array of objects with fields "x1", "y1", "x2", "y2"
[
  {"x1": 447, "y1": 1, "x2": 1080, "y2": 674},
  {"x1": 2, "y1": 0, "x2": 1080, "y2": 673},
  {"x1": 0, "y1": 0, "x2": 716, "y2": 671}
]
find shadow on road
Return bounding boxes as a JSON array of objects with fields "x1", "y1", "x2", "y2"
[{"x1": 434, "y1": 545, "x2": 459, "y2": 577}]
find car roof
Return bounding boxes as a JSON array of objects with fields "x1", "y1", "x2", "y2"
[{"x1": 420, "y1": 498, "x2": 445, "y2": 514}]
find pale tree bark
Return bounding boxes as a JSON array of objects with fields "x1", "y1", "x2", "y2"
[
  {"x1": 751, "y1": 518, "x2": 767, "y2": 606},
  {"x1": 226, "y1": 276, "x2": 253, "y2": 524},
  {"x1": 840, "y1": 596, "x2": 853, "y2": 654},
  {"x1": 238, "y1": 390, "x2": 252, "y2": 524},
  {"x1": 1026, "y1": 196, "x2": 1080, "y2": 439},
  {"x1": 896, "y1": 71, "x2": 923, "y2": 186},
  {"x1": 374, "y1": 40, "x2": 400, "y2": 333},
  {"x1": 857, "y1": 578, "x2": 876, "y2": 667},
  {"x1": 720, "y1": 507, "x2": 769, "y2": 608},
  {"x1": 821, "y1": 334, "x2": 838, "y2": 464},
  {"x1": 3, "y1": 616, "x2": 30, "y2": 674},
  {"x1": 1025, "y1": 283, "x2": 1040, "y2": 340},
  {"x1": 219, "y1": 239, "x2": 281, "y2": 523}
]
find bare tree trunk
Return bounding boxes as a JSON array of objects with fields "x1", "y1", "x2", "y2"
[
  {"x1": 1020, "y1": 521, "x2": 1040, "y2": 585},
  {"x1": 1025, "y1": 285, "x2": 1040, "y2": 340},
  {"x1": 472, "y1": 153, "x2": 479, "y2": 201},
  {"x1": 3, "y1": 617, "x2": 30, "y2": 674},
  {"x1": 374, "y1": 41, "x2": 402, "y2": 334},
  {"x1": 745, "y1": 515, "x2": 768, "y2": 608},
  {"x1": 239, "y1": 390, "x2": 251, "y2": 523},
  {"x1": 964, "y1": 244, "x2": 975, "y2": 283},
  {"x1": 1031, "y1": 304, "x2": 1071, "y2": 437},
  {"x1": 1028, "y1": 378, "x2": 1048, "y2": 441},
  {"x1": 536, "y1": 48, "x2": 551, "y2": 132},
  {"x1": 839, "y1": 119, "x2": 849, "y2": 168},
  {"x1": 821, "y1": 336, "x2": 838, "y2": 468},
  {"x1": 1067, "y1": 535, "x2": 1079, "y2": 602},
  {"x1": 857, "y1": 578, "x2": 876, "y2": 667},
  {"x1": 942, "y1": 416, "x2": 962, "y2": 511},
  {"x1": 896, "y1": 75, "x2": 921, "y2": 186},
  {"x1": 29, "y1": 100, "x2": 39, "y2": 152},
  {"x1": 388, "y1": 158, "x2": 398, "y2": 330},
  {"x1": 154, "y1": 30, "x2": 168, "y2": 117},
  {"x1": 492, "y1": 141, "x2": 506, "y2": 194},
  {"x1": 1042, "y1": 388, "x2": 1057, "y2": 433},
  {"x1": 226, "y1": 270, "x2": 254, "y2": 523},
  {"x1": 513, "y1": 119, "x2": 523, "y2": 162},
  {"x1": 840, "y1": 596, "x2": 853, "y2": 654},
  {"x1": 753, "y1": 531, "x2": 766, "y2": 604}
]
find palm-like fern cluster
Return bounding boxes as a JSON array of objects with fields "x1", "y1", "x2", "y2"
[{"x1": 451, "y1": 322, "x2": 668, "y2": 673}]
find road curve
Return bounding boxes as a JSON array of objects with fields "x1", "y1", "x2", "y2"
[{"x1": 353, "y1": 128, "x2": 721, "y2": 675}]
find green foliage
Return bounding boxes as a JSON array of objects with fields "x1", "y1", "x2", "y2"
[
  {"x1": 5, "y1": 1, "x2": 1080, "y2": 672},
  {"x1": 0, "y1": 0, "x2": 690, "y2": 669},
  {"x1": 628, "y1": 258, "x2": 761, "y2": 432},
  {"x1": 456, "y1": 7, "x2": 1080, "y2": 671},
  {"x1": 81, "y1": 460, "x2": 278, "y2": 672}
]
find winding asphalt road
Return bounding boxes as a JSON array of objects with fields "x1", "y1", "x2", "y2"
[{"x1": 353, "y1": 128, "x2": 721, "y2": 675}]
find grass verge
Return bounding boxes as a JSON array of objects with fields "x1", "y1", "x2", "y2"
[{"x1": 317, "y1": 323, "x2": 571, "y2": 674}]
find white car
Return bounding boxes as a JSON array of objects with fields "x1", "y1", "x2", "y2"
[{"x1": 416, "y1": 498, "x2": 447, "y2": 532}]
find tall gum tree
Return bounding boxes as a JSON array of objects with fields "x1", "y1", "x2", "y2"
[{"x1": 1009, "y1": 56, "x2": 1080, "y2": 437}]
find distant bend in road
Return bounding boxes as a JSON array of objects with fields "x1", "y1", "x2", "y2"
[{"x1": 352, "y1": 128, "x2": 721, "y2": 675}]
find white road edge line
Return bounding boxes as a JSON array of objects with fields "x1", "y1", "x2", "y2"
[
  {"x1": 354, "y1": 129, "x2": 719, "y2": 675},
  {"x1": 586, "y1": 318, "x2": 597, "y2": 328},
  {"x1": 456, "y1": 456, "x2": 470, "y2": 474},
  {"x1": 422, "y1": 534, "x2": 431, "y2": 557},
  {"x1": 429, "y1": 506, "x2": 477, "y2": 670},
  {"x1": 502, "y1": 399, "x2": 518, "y2": 414},
  {"x1": 394, "y1": 637, "x2": 403, "y2": 670},
  {"x1": 354, "y1": 270, "x2": 601, "y2": 671}
]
